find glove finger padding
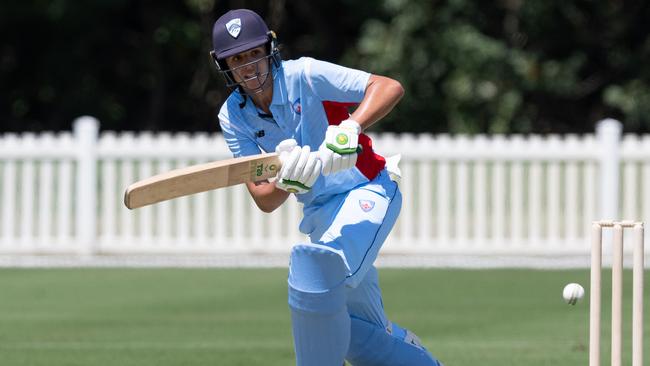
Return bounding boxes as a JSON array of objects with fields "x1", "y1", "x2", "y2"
[
  {"x1": 340, "y1": 153, "x2": 352, "y2": 171},
  {"x1": 350, "y1": 152, "x2": 358, "y2": 168},
  {"x1": 280, "y1": 146, "x2": 302, "y2": 181},
  {"x1": 276, "y1": 139, "x2": 299, "y2": 181},
  {"x1": 320, "y1": 148, "x2": 333, "y2": 176},
  {"x1": 300, "y1": 150, "x2": 318, "y2": 183},
  {"x1": 331, "y1": 152, "x2": 342, "y2": 174},
  {"x1": 303, "y1": 153, "x2": 322, "y2": 188},
  {"x1": 276, "y1": 144, "x2": 321, "y2": 194},
  {"x1": 276, "y1": 138, "x2": 298, "y2": 154},
  {"x1": 289, "y1": 145, "x2": 310, "y2": 182}
]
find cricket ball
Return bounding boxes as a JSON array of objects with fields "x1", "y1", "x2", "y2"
[{"x1": 562, "y1": 283, "x2": 585, "y2": 305}]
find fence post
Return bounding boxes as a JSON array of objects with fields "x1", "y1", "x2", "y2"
[
  {"x1": 74, "y1": 116, "x2": 99, "y2": 256},
  {"x1": 596, "y1": 118, "x2": 622, "y2": 221}
]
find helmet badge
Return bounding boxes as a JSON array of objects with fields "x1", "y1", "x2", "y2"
[{"x1": 225, "y1": 18, "x2": 241, "y2": 38}]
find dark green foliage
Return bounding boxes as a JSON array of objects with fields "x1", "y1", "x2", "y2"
[
  {"x1": 1, "y1": 1, "x2": 648, "y2": 133},
  {"x1": 350, "y1": 0, "x2": 650, "y2": 134}
]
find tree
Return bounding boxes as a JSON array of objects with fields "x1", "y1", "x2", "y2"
[
  {"x1": 348, "y1": 0, "x2": 650, "y2": 134},
  {"x1": 2, "y1": 1, "x2": 648, "y2": 133}
]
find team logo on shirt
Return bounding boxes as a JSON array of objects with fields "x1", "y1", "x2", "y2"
[
  {"x1": 226, "y1": 18, "x2": 241, "y2": 38},
  {"x1": 359, "y1": 200, "x2": 375, "y2": 212},
  {"x1": 292, "y1": 98, "x2": 302, "y2": 115}
]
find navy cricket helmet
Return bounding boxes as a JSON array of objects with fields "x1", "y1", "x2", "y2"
[{"x1": 210, "y1": 9, "x2": 281, "y2": 91}]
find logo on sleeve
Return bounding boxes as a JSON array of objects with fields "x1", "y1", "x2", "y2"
[
  {"x1": 359, "y1": 200, "x2": 375, "y2": 212},
  {"x1": 292, "y1": 98, "x2": 302, "y2": 115},
  {"x1": 226, "y1": 18, "x2": 241, "y2": 38}
]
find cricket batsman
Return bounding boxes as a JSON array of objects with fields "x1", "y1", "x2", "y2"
[{"x1": 210, "y1": 9, "x2": 443, "y2": 366}]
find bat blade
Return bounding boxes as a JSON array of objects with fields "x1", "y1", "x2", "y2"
[{"x1": 124, "y1": 152, "x2": 280, "y2": 209}]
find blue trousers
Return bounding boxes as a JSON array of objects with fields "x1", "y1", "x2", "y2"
[{"x1": 289, "y1": 170, "x2": 442, "y2": 365}]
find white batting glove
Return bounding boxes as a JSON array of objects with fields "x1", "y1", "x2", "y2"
[
  {"x1": 318, "y1": 119, "x2": 361, "y2": 176},
  {"x1": 275, "y1": 139, "x2": 322, "y2": 194}
]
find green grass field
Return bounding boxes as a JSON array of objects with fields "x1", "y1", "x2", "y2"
[{"x1": 0, "y1": 267, "x2": 648, "y2": 365}]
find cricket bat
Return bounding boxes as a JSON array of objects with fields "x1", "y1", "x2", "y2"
[{"x1": 124, "y1": 152, "x2": 280, "y2": 209}]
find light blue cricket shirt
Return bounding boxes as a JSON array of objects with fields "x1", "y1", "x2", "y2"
[{"x1": 218, "y1": 57, "x2": 386, "y2": 207}]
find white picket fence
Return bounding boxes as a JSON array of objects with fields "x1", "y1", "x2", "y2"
[{"x1": 1, "y1": 116, "x2": 649, "y2": 259}]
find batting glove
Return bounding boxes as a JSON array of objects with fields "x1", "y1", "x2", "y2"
[
  {"x1": 275, "y1": 139, "x2": 322, "y2": 194},
  {"x1": 318, "y1": 119, "x2": 361, "y2": 176}
]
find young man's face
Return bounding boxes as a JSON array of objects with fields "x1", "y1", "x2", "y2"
[{"x1": 225, "y1": 46, "x2": 270, "y2": 92}]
